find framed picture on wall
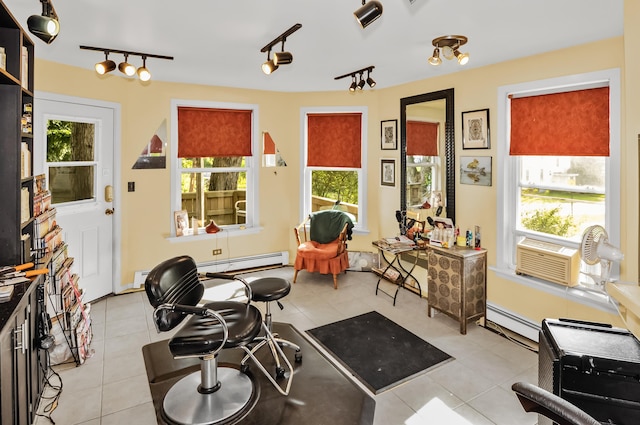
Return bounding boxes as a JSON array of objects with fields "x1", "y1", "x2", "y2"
[
  {"x1": 381, "y1": 159, "x2": 396, "y2": 187},
  {"x1": 381, "y1": 119, "x2": 398, "y2": 150},
  {"x1": 460, "y1": 156, "x2": 492, "y2": 186},
  {"x1": 462, "y1": 108, "x2": 490, "y2": 149}
]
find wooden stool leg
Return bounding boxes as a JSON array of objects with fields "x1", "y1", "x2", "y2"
[
  {"x1": 293, "y1": 270, "x2": 299, "y2": 283},
  {"x1": 332, "y1": 274, "x2": 338, "y2": 289}
]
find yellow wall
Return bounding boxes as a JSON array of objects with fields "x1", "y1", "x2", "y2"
[{"x1": 34, "y1": 33, "x2": 634, "y2": 327}]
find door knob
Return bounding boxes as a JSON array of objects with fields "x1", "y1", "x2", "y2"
[{"x1": 105, "y1": 208, "x2": 114, "y2": 215}]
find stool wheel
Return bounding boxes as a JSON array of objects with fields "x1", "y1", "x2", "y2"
[
  {"x1": 295, "y1": 350, "x2": 302, "y2": 363},
  {"x1": 276, "y1": 366, "x2": 285, "y2": 379},
  {"x1": 241, "y1": 363, "x2": 250, "y2": 374}
]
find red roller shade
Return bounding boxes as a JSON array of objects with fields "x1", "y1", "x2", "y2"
[
  {"x1": 264, "y1": 132, "x2": 276, "y2": 154},
  {"x1": 406, "y1": 121, "x2": 439, "y2": 156},
  {"x1": 177, "y1": 107, "x2": 252, "y2": 158},
  {"x1": 510, "y1": 87, "x2": 609, "y2": 156},
  {"x1": 307, "y1": 113, "x2": 362, "y2": 168}
]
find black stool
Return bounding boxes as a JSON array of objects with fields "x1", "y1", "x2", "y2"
[{"x1": 241, "y1": 277, "x2": 302, "y2": 378}]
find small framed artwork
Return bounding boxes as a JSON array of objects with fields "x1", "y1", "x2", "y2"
[
  {"x1": 381, "y1": 159, "x2": 396, "y2": 187},
  {"x1": 462, "y1": 108, "x2": 490, "y2": 149},
  {"x1": 174, "y1": 210, "x2": 189, "y2": 236},
  {"x1": 460, "y1": 156, "x2": 492, "y2": 186},
  {"x1": 380, "y1": 119, "x2": 398, "y2": 150}
]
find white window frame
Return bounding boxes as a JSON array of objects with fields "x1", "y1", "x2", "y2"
[
  {"x1": 495, "y1": 69, "x2": 621, "y2": 307},
  {"x1": 170, "y1": 99, "x2": 260, "y2": 239},
  {"x1": 300, "y1": 106, "x2": 368, "y2": 232}
]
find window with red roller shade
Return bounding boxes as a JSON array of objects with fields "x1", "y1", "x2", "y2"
[
  {"x1": 496, "y1": 69, "x2": 621, "y2": 292},
  {"x1": 172, "y1": 101, "x2": 258, "y2": 235},
  {"x1": 302, "y1": 108, "x2": 367, "y2": 229}
]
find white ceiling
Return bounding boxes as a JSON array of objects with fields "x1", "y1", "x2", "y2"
[{"x1": 4, "y1": 0, "x2": 624, "y2": 93}]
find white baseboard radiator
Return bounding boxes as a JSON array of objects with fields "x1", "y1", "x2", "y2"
[
  {"x1": 486, "y1": 302, "x2": 541, "y2": 342},
  {"x1": 132, "y1": 251, "x2": 289, "y2": 289}
]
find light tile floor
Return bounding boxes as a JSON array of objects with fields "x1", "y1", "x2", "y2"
[{"x1": 35, "y1": 266, "x2": 539, "y2": 425}]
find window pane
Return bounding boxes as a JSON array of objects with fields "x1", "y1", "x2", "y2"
[
  {"x1": 46, "y1": 120, "x2": 95, "y2": 162},
  {"x1": 49, "y1": 166, "x2": 95, "y2": 204},
  {"x1": 407, "y1": 155, "x2": 435, "y2": 207},
  {"x1": 310, "y1": 170, "x2": 358, "y2": 222},
  {"x1": 518, "y1": 156, "x2": 605, "y2": 240},
  {"x1": 181, "y1": 171, "x2": 246, "y2": 226},
  {"x1": 181, "y1": 156, "x2": 246, "y2": 169}
]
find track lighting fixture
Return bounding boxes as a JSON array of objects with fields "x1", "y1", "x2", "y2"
[
  {"x1": 354, "y1": 0, "x2": 383, "y2": 29},
  {"x1": 27, "y1": 0, "x2": 60, "y2": 44},
  {"x1": 335, "y1": 66, "x2": 376, "y2": 92},
  {"x1": 428, "y1": 35, "x2": 469, "y2": 66},
  {"x1": 118, "y1": 53, "x2": 136, "y2": 76},
  {"x1": 260, "y1": 23, "x2": 302, "y2": 75},
  {"x1": 80, "y1": 45, "x2": 173, "y2": 82},
  {"x1": 95, "y1": 52, "x2": 116, "y2": 75}
]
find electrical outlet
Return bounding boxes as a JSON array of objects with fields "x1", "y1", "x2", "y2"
[{"x1": 212, "y1": 249, "x2": 222, "y2": 256}]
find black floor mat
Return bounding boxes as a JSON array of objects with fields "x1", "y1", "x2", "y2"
[{"x1": 307, "y1": 311, "x2": 452, "y2": 394}]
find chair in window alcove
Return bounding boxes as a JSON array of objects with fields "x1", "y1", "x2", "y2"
[
  {"x1": 293, "y1": 209, "x2": 354, "y2": 289},
  {"x1": 144, "y1": 255, "x2": 293, "y2": 425}
]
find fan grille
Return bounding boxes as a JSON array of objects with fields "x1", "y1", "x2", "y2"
[{"x1": 581, "y1": 225, "x2": 607, "y2": 265}]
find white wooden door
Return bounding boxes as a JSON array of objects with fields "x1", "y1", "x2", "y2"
[{"x1": 34, "y1": 95, "x2": 117, "y2": 302}]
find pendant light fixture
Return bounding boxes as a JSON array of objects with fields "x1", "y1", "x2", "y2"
[
  {"x1": 354, "y1": 0, "x2": 383, "y2": 29},
  {"x1": 27, "y1": 0, "x2": 60, "y2": 44}
]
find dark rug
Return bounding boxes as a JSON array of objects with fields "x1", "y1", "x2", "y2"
[{"x1": 307, "y1": 311, "x2": 453, "y2": 394}]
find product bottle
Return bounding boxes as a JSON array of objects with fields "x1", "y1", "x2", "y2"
[
  {"x1": 466, "y1": 229, "x2": 472, "y2": 247},
  {"x1": 0, "y1": 47, "x2": 5, "y2": 71}
]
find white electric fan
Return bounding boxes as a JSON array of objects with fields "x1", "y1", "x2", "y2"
[{"x1": 580, "y1": 225, "x2": 624, "y2": 287}]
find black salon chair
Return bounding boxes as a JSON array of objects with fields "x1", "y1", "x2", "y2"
[
  {"x1": 511, "y1": 382, "x2": 601, "y2": 425},
  {"x1": 145, "y1": 256, "x2": 265, "y2": 425}
]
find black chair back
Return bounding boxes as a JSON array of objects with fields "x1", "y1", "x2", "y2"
[{"x1": 144, "y1": 255, "x2": 204, "y2": 332}]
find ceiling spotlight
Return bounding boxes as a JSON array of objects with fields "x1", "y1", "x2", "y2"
[
  {"x1": 366, "y1": 69, "x2": 376, "y2": 87},
  {"x1": 27, "y1": 0, "x2": 60, "y2": 44},
  {"x1": 118, "y1": 53, "x2": 136, "y2": 76},
  {"x1": 354, "y1": 0, "x2": 383, "y2": 29},
  {"x1": 95, "y1": 52, "x2": 116, "y2": 75},
  {"x1": 137, "y1": 56, "x2": 151, "y2": 81},
  {"x1": 262, "y1": 50, "x2": 279, "y2": 75},
  {"x1": 336, "y1": 65, "x2": 376, "y2": 92},
  {"x1": 429, "y1": 35, "x2": 469, "y2": 66},
  {"x1": 357, "y1": 72, "x2": 365, "y2": 90},
  {"x1": 349, "y1": 75, "x2": 357, "y2": 92},
  {"x1": 260, "y1": 24, "x2": 302, "y2": 75},
  {"x1": 428, "y1": 48, "x2": 442, "y2": 66}
]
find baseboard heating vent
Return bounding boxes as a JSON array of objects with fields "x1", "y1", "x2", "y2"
[
  {"x1": 132, "y1": 251, "x2": 289, "y2": 289},
  {"x1": 515, "y1": 238, "x2": 579, "y2": 287},
  {"x1": 486, "y1": 302, "x2": 541, "y2": 343}
]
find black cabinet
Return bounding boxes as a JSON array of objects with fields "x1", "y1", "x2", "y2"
[{"x1": 0, "y1": 278, "x2": 45, "y2": 425}]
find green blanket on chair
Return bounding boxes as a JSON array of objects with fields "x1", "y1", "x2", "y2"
[{"x1": 309, "y1": 210, "x2": 354, "y2": 244}]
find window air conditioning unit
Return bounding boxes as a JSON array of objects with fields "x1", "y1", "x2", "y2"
[{"x1": 516, "y1": 238, "x2": 580, "y2": 286}]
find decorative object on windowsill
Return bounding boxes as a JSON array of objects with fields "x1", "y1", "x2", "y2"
[
  {"x1": 205, "y1": 220, "x2": 221, "y2": 234},
  {"x1": 174, "y1": 210, "x2": 189, "y2": 237},
  {"x1": 460, "y1": 156, "x2": 492, "y2": 186},
  {"x1": 428, "y1": 35, "x2": 469, "y2": 66},
  {"x1": 462, "y1": 108, "x2": 490, "y2": 149}
]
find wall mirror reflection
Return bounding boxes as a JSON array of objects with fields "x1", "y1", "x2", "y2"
[
  {"x1": 400, "y1": 88, "x2": 455, "y2": 232},
  {"x1": 132, "y1": 119, "x2": 167, "y2": 169},
  {"x1": 262, "y1": 131, "x2": 287, "y2": 167}
]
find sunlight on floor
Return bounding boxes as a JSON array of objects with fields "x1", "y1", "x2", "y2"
[{"x1": 407, "y1": 398, "x2": 473, "y2": 424}]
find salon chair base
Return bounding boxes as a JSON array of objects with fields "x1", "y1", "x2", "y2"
[{"x1": 163, "y1": 366, "x2": 257, "y2": 425}]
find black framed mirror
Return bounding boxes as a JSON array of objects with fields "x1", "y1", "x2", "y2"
[{"x1": 400, "y1": 88, "x2": 455, "y2": 231}]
